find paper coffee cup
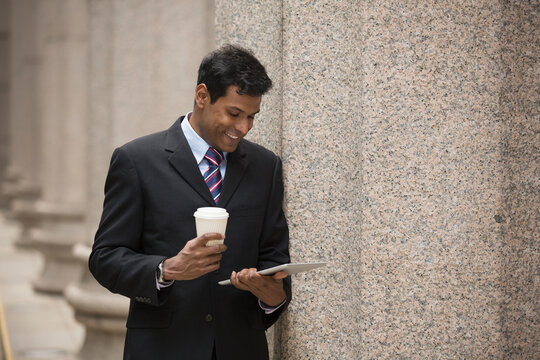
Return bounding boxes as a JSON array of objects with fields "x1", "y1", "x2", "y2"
[{"x1": 194, "y1": 207, "x2": 229, "y2": 246}]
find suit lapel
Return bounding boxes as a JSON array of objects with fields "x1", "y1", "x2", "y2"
[
  {"x1": 165, "y1": 117, "x2": 250, "y2": 208},
  {"x1": 219, "y1": 142, "x2": 248, "y2": 207},
  {"x1": 165, "y1": 117, "x2": 215, "y2": 206}
]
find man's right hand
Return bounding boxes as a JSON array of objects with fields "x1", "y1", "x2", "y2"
[{"x1": 161, "y1": 233, "x2": 227, "y2": 281}]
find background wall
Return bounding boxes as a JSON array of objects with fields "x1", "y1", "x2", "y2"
[{"x1": 0, "y1": 0, "x2": 8, "y2": 208}]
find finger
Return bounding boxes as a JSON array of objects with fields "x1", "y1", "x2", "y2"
[
  {"x1": 240, "y1": 269, "x2": 268, "y2": 292},
  {"x1": 208, "y1": 260, "x2": 221, "y2": 271},
  {"x1": 197, "y1": 255, "x2": 221, "y2": 271},
  {"x1": 236, "y1": 268, "x2": 255, "y2": 283},
  {"x1": 194, "y1": 233, "x2": 225, "y2": 247},
  {"x1": 200, "y1": 259, "x2": 221, "y2": 274},
  {"x1": 247, "y1": 268, "x2": 258, "y2": 279},
  {"x1": 230, "y1": 271, "x2": 249, "y2": 291},
  {"x1": 203, "y1": 243, "x2": 227, "y2": 255},
  {"x1": 230, "y1": 271, "x2": 239, "y2": 285},
  {"x1": 236, "y1": 269, "x2": 259, "y2": 288},
  {"x1": 247, "y1": 268, "x2": 267, "y2": 285}
]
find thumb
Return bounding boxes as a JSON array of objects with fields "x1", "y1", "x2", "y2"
[{"x1": 272, "y1": 271, "x2": 288, "y2": 280}]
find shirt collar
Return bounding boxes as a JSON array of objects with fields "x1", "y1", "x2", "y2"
[{"x1": 181, "y1": 112, "x2": 228, "y2": 164}]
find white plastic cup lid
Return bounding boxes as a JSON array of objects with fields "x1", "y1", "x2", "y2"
[{"x1": 193, "y1": 207, "x2": 229, "y2": 219}]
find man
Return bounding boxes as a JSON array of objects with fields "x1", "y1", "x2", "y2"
[{"x1": 89, "y1": 45, "x2": 291, "y2": 360}]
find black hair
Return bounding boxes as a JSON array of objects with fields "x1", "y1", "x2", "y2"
[{"x1": 197, "y1": 44, "x2": 272, "y2": 103}]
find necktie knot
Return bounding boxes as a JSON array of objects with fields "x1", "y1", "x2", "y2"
[{"x1": 204, "y1": 147, "x2": 223, "y2": 167}]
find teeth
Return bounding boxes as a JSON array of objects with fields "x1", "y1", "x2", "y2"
[{"x1": 226, "y1": 132, "x2": 238, "y2": 139}]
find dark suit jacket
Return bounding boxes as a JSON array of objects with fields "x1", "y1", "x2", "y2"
[{"x1": 89, "y1": 117, "x2": 291, "y2": 360}]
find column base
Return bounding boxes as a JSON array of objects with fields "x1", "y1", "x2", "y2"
[
  {"x1": 14, "y1": 200, "x2": 87, "y2": 294},
  {"x1": 65, "y1": 253, "x2": 129, "y2": 360},
  {"x1": 10, "y1": 198, "x2": 42, "y2": 249},
  {"x1": 77, "y1": 329, "x2": 125, "y2": 360},
  {"x1": 1, "y1": 168, "x2": 41, "y2": 203},
  {"x1": 29, "y1": 228, "x2": 86, "y2": 294}
]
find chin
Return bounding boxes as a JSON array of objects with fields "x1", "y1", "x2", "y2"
[
  {"x1": 222, "y1": 144, "x2": 238, "y2": 153},
  {"x1": 220, "y1": 137, "x2": 240, "y2": 152}
]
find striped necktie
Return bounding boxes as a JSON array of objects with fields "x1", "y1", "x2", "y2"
[{"x1": 203, "y1": 147, "x2": 224, "y2": 204}]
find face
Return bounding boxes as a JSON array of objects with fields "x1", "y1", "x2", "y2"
[{"x1": 191, "y1": 85, "x2": 261, "y2": 153}]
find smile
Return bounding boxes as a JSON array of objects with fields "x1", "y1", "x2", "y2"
[{"x1": 225, "y1": 132, "x2": 239, "y2": 140}]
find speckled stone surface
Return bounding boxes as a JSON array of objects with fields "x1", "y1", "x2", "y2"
[
  {"x1": 213, "y1": 1, "x2": 540, "y2": 359},
  {"x1": 216, "y1": 0, "x2": 283, "y2": 155},
  {"x1": 360, "y1": 1, "x2": 507, "y2": 358},
  {"x1": 277, "y1": 1, "x2": 363, "y2": 359},
  {"x1": 499, "y1": 1, "x2": 539, "y2": 358}
]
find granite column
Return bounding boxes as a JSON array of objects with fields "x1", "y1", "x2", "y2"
[
  {"x1": 499, "y1": 1, "x2": 539, "y2": 357},
  {"x1": 4, "y1": 0, "x2": 43, "y2": 246},
  {"x1": 276, "y1": 1, "x2": 363, "y2": 358},
  {"x1": 357, "y1": 1, "x2": 511, "y2": 358},
  {"x1": 0, "y1": 0, "x2": 9, "y2": 207},
  {"x1": 215, "y1": 1, "x2": 539, "y2": 359},
  {"x1": 27, "y1": 0, "x2": 89, "y2": 294}
]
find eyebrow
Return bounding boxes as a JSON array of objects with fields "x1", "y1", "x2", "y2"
[{"x1": 228, "y1": 106, "x2": 260, "y2": 116}]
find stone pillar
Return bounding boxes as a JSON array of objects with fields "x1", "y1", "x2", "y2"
[
  {"x1": 27, "y1": 0, "x2": 89, "y2": 294},
  {"x1": 110, "y1": 0, "x2": 215, "y2": 146},
  {"x1": 0, "y1": 0, "x2": 9, "y2": 208},
  {"x1": 499, "y1": 1, "x2": 539, "y2": 358},
  {"x1": 358, "y1": 1, "x2": 508, "y2": 358},
  {"x1": 65, "y1": 244, "x2": 129, "y2": 360},
  {"x1": 276, "y1": 1, "x2": 363, "y2": 358},
  {"x1": 217, "y1": 1, "x2": 363, "y2": 358},
  {"x1": 64, "y1": 1, "x2": 216, "y2": 358},
  {"x1": 65, "y1": 2, "x2": 124, "y2": 357},
  {"x1": 4, "y1": 0, "x2": 42, "y2": 245},
  {"x1": 215, "y1": 1, "x2": 539, "y2": 359}
]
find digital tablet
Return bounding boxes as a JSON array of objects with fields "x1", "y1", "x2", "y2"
[{"x1": 218, "y1": 262, "x2": 326, "y2": 285}]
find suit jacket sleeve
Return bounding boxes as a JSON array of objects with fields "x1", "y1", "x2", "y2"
[
  {"x1": 257, "y1": 156, "x2": 292, "y2": 328},
  {"x1": 89, "y1": 147, "x2": 169, "y2": 306}
]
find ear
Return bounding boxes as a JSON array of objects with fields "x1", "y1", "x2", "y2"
[{"x1": 195, "y1": 84, "x2": 210, "y2": 109}]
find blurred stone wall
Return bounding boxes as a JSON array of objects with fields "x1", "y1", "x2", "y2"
[
  {"x1": 1, "y1": 0, "x2": 216, "y2": 358},
  {"x1": 0, "y1": 0, "x2": 8, "y2": 209}
]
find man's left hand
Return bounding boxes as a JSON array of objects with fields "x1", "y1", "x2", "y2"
[{"x1": 229, "y1": 268, "x2": 287, "y2": 307}]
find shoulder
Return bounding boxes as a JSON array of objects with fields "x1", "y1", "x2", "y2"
[
  {"x1": 116, "y1": 118, "x2": 184, "y2": 160},
  {"x1": 120, "y1": 129, "x2": 168, "y2": 155},
  {"x1": 236, "y1": 139, "x2": 283, "y2": 181},
  {"x1": 106, "y1": 128, "x2": 171, "y2": 174},
  {"x1": 238, "y1": 138, "x2": 280, "y2": 163}
]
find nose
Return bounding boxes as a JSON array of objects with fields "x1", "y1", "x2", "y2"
[{"x1": 235, "y1": 117, "x2": 252, "y2": 135}]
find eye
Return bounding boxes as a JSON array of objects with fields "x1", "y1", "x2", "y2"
[{"x1": 229, "y1": 112, "x2": 239, "y2": 117}]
